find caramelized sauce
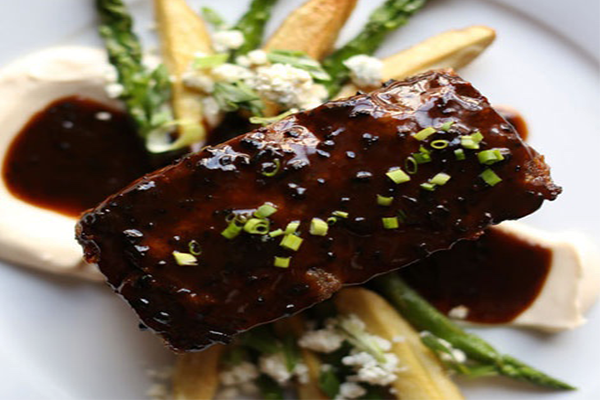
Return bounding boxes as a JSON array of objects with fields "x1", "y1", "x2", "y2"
[
  {"x1": 402, "y1": 228, "x2": 552, "y2": 323},
  {"x1": 2, "y1": 96, "x2": 153, "y2": 217},
  {"x1": 496, "y1": 105, "x2": 528, "y2": 140}
]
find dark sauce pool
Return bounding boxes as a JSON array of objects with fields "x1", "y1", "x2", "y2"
[
  {"x1": 401, "y1": 227, "x2": 552, "y2": 323},
  {"x1": 2, "y1": 96, "x2": 154, "y2": 217},
  {"x1": 496, "y1": 105, "x2": 528, "y2": 141}
]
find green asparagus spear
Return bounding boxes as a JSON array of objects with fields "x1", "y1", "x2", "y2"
[
  {"x1": 372, "y1": 273, "x2": 575, "y2": 390},
  {"x1": 322, "y1": 0, "x2": 428, "y2": 96},
  {"x1": 231, "y1": 0, "x2": 280, "y2": 58},
  {"x1": 96, "y1": 0, "x2": 172, "y2": 145}
]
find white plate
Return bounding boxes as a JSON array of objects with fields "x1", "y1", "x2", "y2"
[{"x1": 0, "y1": 0, "x2": 598, "y2": 399}]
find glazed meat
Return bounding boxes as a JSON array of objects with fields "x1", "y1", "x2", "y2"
[{"x1": 77, "y1": 71, "x2": 560, "y2": 352}]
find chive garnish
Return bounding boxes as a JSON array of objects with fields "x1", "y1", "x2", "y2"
[
  {"x1": 377, "y1": 195, "x2": 393, "y2": 206},
  {"x1": 386, "y1": 168, "x2": 410, "y2": 184},
  {"x1": 274, "y1": 256, "x2": 291, "y2": 268},
  {"x1": 413, "y1": 146, "x2": 432, "y2": 164},
  {"x1": 285, "y1": 221, "x2": 301, "y2": 234},
  {"x1": 244, "y1": 218, "x2": 270, "y2": 235},
  {"x1": 327, "y1": 217, "x2": 337, "y2": 225},
  {"x1": 405, "y1": 156, "x2": 418, "y2": 174},
  {"x1": 192, "y1": 53, "x2": 229, "y2": 69},
  {"x1": 309, "y1": 218, "x2": 329, "y2": 236},
  {"x1": 280, "y1": 234, "x2": 303, "y2": 251},
  {"x1": 480, "y1": 168, "x2": 502, "y2": 186},
  {"x1": 413, "y1": 127, "x2": 436, "y2": 141},
  {"x1": 440, "y1": 121, "x2": 454, "y2": 131},
  {"x1": 261, "y1": 159, "x2": 281, "y2": 177},
  {"x1": 269, "y1": 229, "x2": 284, "y2": 238},
  {"x1": 254, "y1": 203, "x2": 278, "y2": 219},
  {"x1": 420, "y1": 182, "x2": 436, "y2": 191},
  {"x1": 332, "y1": 211, "x2": 349, "y2": 219},
  {"x1": 382, "y1": 217, "x2": 399, "y2": 230},
  {"x1": 454, "y1": 149, "x2": 466, "y2": 161},
  {"x1": 222, "y1": 221, "x2": 243, "y2": 239},
  {"x1": 188, "y1": 240, "x2": 202, "y2": 256},
  {"x1": 430, "y1": 172, "x2": 451, "y2": 186},
  {"x1": 172, "y1": 251, "x2": 198, "y2": 266},
  {"x1": 477, "y1": 149, "x2": 505, "y2": 165},
  {"x1": 431, "y1": 140, "x2": 449, "y2": 149},
  {"x1": 461, "y1": 131, "x2": 484, "y2": 150}
]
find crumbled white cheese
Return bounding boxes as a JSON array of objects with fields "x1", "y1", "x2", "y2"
[
  {"x1": 105, "y1": 83, "x2": 124, "y2": 98},
  {"x1": 342, "y1": 351, "x2": 399, "y2": 386},
  {"x1": 259, "y1": 352, "x2": 292, "y2": 384},
  {"x1": 371, "y1": 336, "x2": 392, "y2": 352},
  {"x1": 250, "y1": 63, "x2": 316, "y2": 109},
  {"x1": 299, "y1": 83, "x2": 328, "y2": 110},
  {"x1": 201, "y1": 96, "x2": 224, "y2": 128},
  {"x1": 219, "y1": 361, "x2": 260, "y2": 386},
  {"x1": 295, "y1": 362, "x2": 310, "y2": 384},
  {"x1": 182, "y1": 71, "x2": 215, "y2": 93},
  {"x1": 235, "y1": 55, "x2": 251, "y2": 68},
  {"x1": 212, "y1": 63, "x2": 253, "y2": 83},
  {"x1": 247, "y1": 49, "x2": 269, "y2": 66},
  {"x1": 95, "y1": 111, "x2": 112, "y2": 121},
  {"x1": 298, "y1": 324, "x2": 345, "y2": 353},
  {"x1": 103, "y1": 65, "x2": 118, "y2": 83},
  {"x1": 336, "y1": 382, "x2": 367, "y2": 399},
  {"x1": 448, "y1": 305, "x2": 470, "y2": 320},
  {"x1": 438, "y1": 338, "x2": 467, "y2": 363},
  {"x1": 213, "y1": 30, "x2": 245, "y2": 52},
  {"x1": 343, "y1": 54, "x2": 383, "y2": 88}
]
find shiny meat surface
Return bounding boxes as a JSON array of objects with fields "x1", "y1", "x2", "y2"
[{"x1": 77, "y1": 71, "x2": 560, "y2": 351}]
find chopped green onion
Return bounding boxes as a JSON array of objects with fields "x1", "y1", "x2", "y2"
[
  {"x1": 274, "y1": 256, "x2": 291, "y2": 268},
  {"x1": 472, "y1": 131, "x2": 484, "y2": 142},
  {"x1": 250, "y1": 109, "x2": 297, "y2": 126},
  {"x1": 172, "y1": 251, "x2": 198, "y2": 266},
  {"x1": 440, "y1": 121, "x2": 454, "y2": 131},
  {"x1": 461, "y1": 131, "x2": 484, "y2": 150},
  {"x1": 405, "y1": 156, "x2": 418, "y2": 174},
  {"x1": 192, "y1": 53, "x2": 229, "y2": 69},
  {"x1": 285, "y1": 221, "x2": 301, "y2": 234},
  {"x1": 431, "y1": 140, "x2": 449, "y2": 149},
  {"x1": 413, "y1": 127, "x2": 436, "y2": 141},
  {"x1": 420, "y1": 182, "x2": 437, "y2": 191},
  {"x1": 254, "y1": 203, "x2": 278, "y2": 219},
  {"x1": 310, "y1": 218, "x2": 329, "y2": 236},
  {"x1": 269, "y1": 229, "x2": 284, "y2": 238},
  {"x1": 267, "y1": 49, "x2": 331, "y2": 81},
  {"x1": 280, "y1": 234, "x2": 303, "y2": 251},
  {"x1": 454, "y1": 149, "x2": 466, "y2": 161},
  {"x1": 430, "y1": 172, "x2": 451, "y2": 186},
  {"x1": 327, "y1": 217, "x2": 337, "y2": 225},
  {"x1": 332, "y1": 211, "x2": 349, "y2": 219},
  {"x1": 261, "y1": 159, "x2": 281, "y2": 177},
  {"x1": 382, "y1": 217, "x2": 399, "y2": 230},
  {"x1": 386, "y1": 168, "x2": 411, "y2": 184},
  {"x1": 222, "y1": 221, "x2": 243, "y2": 239},
  {"x1": 477, "y1": 149, "x2": 505, "y2": 165},
  {"x1": 244, "y1": 218, "x2": 270, "y2": 235},
  {"x1": 413, "y1": 152, "x2": 431, "y2": 164},
  {"x1": 480, "y1": 168, "x2": 502, "y2": 186},
  {"x1": 188, "y1": 240, "x2": 202, "y2": 256},
  {"x1": 377, "y1": 195, "x2": 393, "y2": 206}
]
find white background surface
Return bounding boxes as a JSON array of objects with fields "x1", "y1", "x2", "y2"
[{"x1": 0, "y1": 0, "x2": 599, "y2": 399}]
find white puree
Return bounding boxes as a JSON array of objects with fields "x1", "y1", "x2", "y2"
[{"x1": 0, "y1": 46, "x2": 123, "y2": 280}]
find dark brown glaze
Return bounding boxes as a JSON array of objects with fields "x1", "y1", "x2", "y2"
[
  {"x1": 401, "y1": 226, "x2": 551, "y2": 323},
  {"x1": 495, "y1": 105, "x2": 528, "y2": 141},
  {"x1": 77, "y1": 71, "x2": 560, "y2": 352},
  {"x1": 2, "y1": 96, "x2": 153, "y2": 217}
]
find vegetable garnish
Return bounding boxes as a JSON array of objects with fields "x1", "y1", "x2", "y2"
[
  {"x1": 420, "y1": 182, "x2": 436, "y2": 191},
  {"x1": 268, "y1": 228, "x2": 284, "y2": 238},
  {"x1": 267, "y1": 50, "x2": 331, "y2": 81},
  {"x1": 480, "y1": 168, "x2": 502, "y2": 186},
  {"x1": 213, "y1": 81, "x2": 265, "y2": 116},
  {"x1": 405, "y1": 156, "x2": 418, "y2": 174},
  {"x1": 413, "y1": 126, "x2": 436, "y2": 141},
  {"x1": 229, "y1": 0, "x2": 279, "y2": 58},
  {"x1": 477, "y1": 149, "x2": 505, "y2": 165},
  {"x1": 274, "y1": 256, "x2": 291, "y2": 268},
  {"x1": 200, "y1": 7, "x2": 227, "y2": 30},
  {"x1": 254, "y1": 203, "x2": 278, "y2": 219},
  {"x1": 172, "y1": 251, "x2": 198, "y2": 266},
  {"x1": 461, "y1": 131, "x2": 484, "y2": 149},
  {"x1": 191, "y1": 53, "x2": 228, "y2": 69},
  {"x1": 431, "y1": 139, "x2": 449, "y2": 149},
  {"x1": 382, "y1": 216, "x2": 400, "y2": 230},
  {"x1": 386, "y1": 168, "x2": 411, "y2": 184},
  {"x1": 372, "y1": 274, "x2": 576, "y2": 390},
  {"x1": 250, "y1": 109, "x2": 297, "y2": 126},
  {"x1": 430, "y1": 172, "x2": 451, "y2": 186},
  {"x1": 454, "y1": 148, "x2": 466, "y2": 160},
  {"x1": 261, "y1": 159, "x2": 281, "y2": 177},
  {"x1": 280, "y1": 234, "x2": 303, "y2": 251},
  {"x1": 440, "y1": 121, "x2": 454, "y2": 131},
  {"x1": 413, "y1": 146, "x2": 432, "y2": 164},
  {"x1": 244, "y1": 218, "x2": 270, "y2": 234},
  {"x1": 188, "y1": 240, "x2": 202, "y2": 256},
  {"x1": 309, "y1": 218, "x2": 329, "y2": 236},
  {"x1": 221, "y1": 220, "x2": 243, "y2": 239},
  {"x1": 377, "y1": 195, "x2": 394, "y2": 206},
  {"x1": 332, "y1": 211, "x2": 349, "y2": 219},
  {"x1": 285, "y1": 221, "x2": 301, "y2": 234}
]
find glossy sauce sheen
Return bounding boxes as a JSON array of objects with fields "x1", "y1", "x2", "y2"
[
  {"x1": 77, "y1": 71, "x2": 560, "y2": 351},
  {"x1": 401, "y1": 227, "x2": 551, "y2": 323},
  {"x1": 3, "y1": 96, "x2": 152, "y2": 217},
  {"x1": 496, "y1": 105, "x2": 528, "y2": 141}
]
